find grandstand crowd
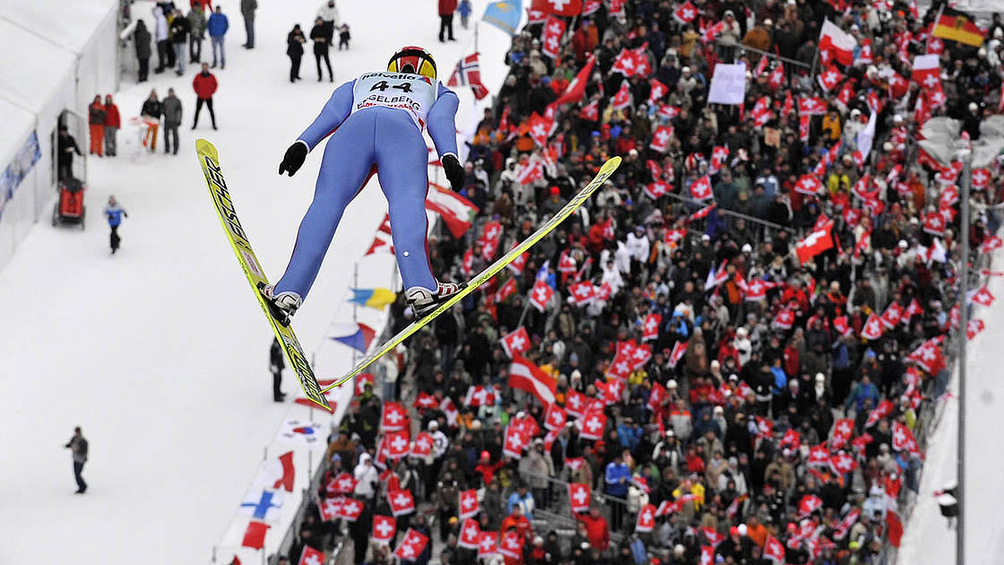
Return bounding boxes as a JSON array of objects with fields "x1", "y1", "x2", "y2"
[{"x1": 286, "y1": 1, "x2": 1002, "y2": 564}]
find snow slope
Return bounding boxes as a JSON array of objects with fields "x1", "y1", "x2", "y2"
[{"x1": 0, "y1": 1, "x2": 508, "y2": 563}]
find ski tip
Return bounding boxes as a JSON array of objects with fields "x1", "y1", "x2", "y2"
[
  {"x1": 602, "y1": 156, "x2": 622, "y2": 175},
  {"x1": 195, "y1": 138, "x2": 216, "y2": 156}
]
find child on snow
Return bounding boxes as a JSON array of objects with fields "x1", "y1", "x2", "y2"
[
  {"x1": 338, "y1": 23, "x2": 350, "y2": 50},
  {"x1": 459, "y1": 0, "x2": 472, "y2": 29}
]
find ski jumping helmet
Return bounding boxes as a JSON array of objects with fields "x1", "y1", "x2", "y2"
[{"x1": 388, "y1": 46, "x2": 437, "y2": 79}]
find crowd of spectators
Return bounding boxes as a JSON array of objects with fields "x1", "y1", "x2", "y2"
[{"x1": 285, "y1": 1, "x2": 1003, "y2": 564}]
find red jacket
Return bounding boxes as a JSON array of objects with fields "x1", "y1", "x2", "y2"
[
  {"x1": 439, "y1": 0, "x2": 457, "y2": 15},
  {"x1": 577, "y1": 514, "x2": 609, "y2": 550},
  {"x1": 193, "y1": 72, "x2": 218, "y2": 99},
  {"x1": 104, "y1": 103, "x2": 121, "y2": 128}
]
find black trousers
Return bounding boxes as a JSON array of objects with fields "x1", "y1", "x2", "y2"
[
  {"x1": 73, "y1": 461, "x2": 87, "y2": 491},
  {"x1": 138, "y1": 57, "x2": 149, "y2": 81},
  {"x1": 156, "y1": 40, "x2": 170, "y2": 70},
  {"x1": 315, "y1": 51, "x2": 332, "y2": 81},
  {"x1": 189, "y1": 35, "x2": 202, "y2": 62},
  {"x1": 163, "y1": 124, "x2": 179, "y2": 154},
  {"x1": 109, "y1": 225, "x2": 121, "y2": 252},
  {"x1": 193, "y1": 98, "x2": 216, "y2": 127},
  {"x1": 289, "y1": 53, "x2": 302, "y2": 81},
  {"x1": 439, "y1": 14, "x2": 455, "y2": 41},
  {"x1": 272, "y1": 369, "x2": 283, "y2": 400}
]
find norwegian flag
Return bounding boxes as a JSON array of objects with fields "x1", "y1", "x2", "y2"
[
  {"x1": 464, "y1": 385, "x2": 498, "y2": 407},
  {"x1": 795, "y1": 222, "x2": 834, "y2": 264},
  {"x1": 674, "y1": 0, "x2": 698, "y2": 23},
  {"x1": 458, "y1": 518, "x2": 481, "y2": 549},
  {"x1": 635, "y1": 504, "x2": 657, "y2": 533},
  {"x1": 709, "y1": 146, "x2": 729, "y2": 174},
  {"x1": 981, "y1": 236, "x2": 1003, "y2": 254},
  {"x1": 382, "y1": 402, "x2": 409, "y2": 432},
  {"x1": 579, "y1": 408, "x2": 607, "y2": 440},
  {"x1": 569, "y1": 281, "x2": 596, "y2": 305},
  {"x1": 967, "y1": 319, "x2": 986, "y2": 340},
  {"x1": 923, "y1": 212, "x2": 946, "y2": 237},
  {"x1": 458, "y1": 489, "x2": 480, "y2": 520},
  {"x1": 908, "y1": 337, "x2": 946, "y2": 374},
  {"x1": 881, "y1": 301, "x2": 904, "y2": 328},
  {"x1": 503, "y1": 424, "x2": 529, "y2": 459},
  {"x1": 394, "y1": 528, "x2": 430, "y2": 561},
  {"x1": 689, "y1": 175, "x2": 713, "y2": 201},
  {"x1": 808, "y1": 444, "x2": 831, "y2": 467},
  {"x1": 388, "y1": 489, "x2": 416, "y2": 516},
  {"x1": 642, "y1": 313, "x2": 662, "y2": 341},
  {"x1": 817, "y1": 65, "x2": 844, "y2": 91},
  {"x1": 372, "y1": 514, "x2": 397, "y2": 545},
  {"x1": 830, "y1": 418, "x2": 855, "y2": 449},
  {"x1": 500, "y1": 327, "x2": 531, "y2": 358},
  {"x1": 478, "y1": 531, "x2": 499, "y2": 557},
  {"x1": 540, "y1": 17, "x2": 567, "y2": 59},
  {"x1": 861, "y1": 313, "x2": 884, "y2": 340},
  {"x1": 799, "y1": 494, "x2": 824, "y2": 517},
  {"x1": 892, "y1": 422, "x2": 920, "y2": 455},
  {"x1": 649, "y1": 78, "x2": 669, "y2": 105},
  {"x1": 327, "y1": 472, "x2": 357, "y2": 495},
  {"x1": 529, "y1": 280, "x2": 554, "y2": 312},
  {"x1": 611, "y1": 81, "x2": 632, "y2": 110},
  {"x1": 794, "y1": 174, "x2": 824, "y2": 196},
  {"x1": 579, "y1": 99, "x2": 599, "y2": 121},
  {"x1": 657, "y1": 104, "x2": 681, "y2": 120},
  {"x1": 972, "y1": 168, "x2": 991, "y2": 188},
  {"x1": 971, "y1": 286, "x2": 995, "y2": 307},
  {"x1": 544, "y1": 403, "x2": 567, "y2": 430},
  {"x1": 410, "y1": 431, "x2": 434, "y2": 458},
  {"x1": 649, "y1": 125, "x2": 674, "y2": 153},
  {"x1": 446, "y1": 53, "x2": 489, "y2": 100},
  {"x1": 770, "y1": 308, "x2": 796, "y2": 330},
  {"x1": 830, "y1": 451, "x2": 858, "y2": 474},
  {"x1": 798, "y1": 97, "x2": 827, "y2": 115},
  {"x1": 864, "y1": 399, "x2": 893, "y2": 428},
  {"x1": 414, "y1": 392, "x2": 439, "y2": 410},
  {"x1": 569, "y1": 483, "x2": 592, "y2": 513}
]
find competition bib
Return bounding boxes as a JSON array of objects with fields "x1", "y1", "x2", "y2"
[{"x1": 351, "y1": 72, "x2": 439, "y2": 130}]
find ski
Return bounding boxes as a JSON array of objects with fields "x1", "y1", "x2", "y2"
[
  {"x1": 196, "y1": 139, "x2": 331, "y2": 411},
  {"x1": 321, "y1": 156, "x2": 622, "y2": 392}
]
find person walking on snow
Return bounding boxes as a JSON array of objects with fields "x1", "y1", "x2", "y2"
[
  {"x1": 104, "y1": 196, "x2": 128, "y2": 254},
  {"x1": 207, "y1": 5, "x2": 228, "y2": 69},
  {"x1": 64, "y1": 426, "x2": 89, "y2": 494},
  {"x1": 103, "y1": 95, "x2": 120, "y2": 157},
  {"x1": 191, "y1": 62, "x2": 218, "y2": 129},
  {"x1": 266, "y1": 46, "x2": 466, "y2": 324}
]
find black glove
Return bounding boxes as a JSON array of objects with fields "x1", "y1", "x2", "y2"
[
  {"x1": 441, "y1": 153, "x2": 465, "y2": 192},
  {"x1": 278, "y1": 141, "x2": 308, "y2": 177}
]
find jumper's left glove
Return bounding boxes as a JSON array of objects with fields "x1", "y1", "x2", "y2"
[
  {"x1": 441, "y1": 153, "x2": 465, "y2": 192},
  {"x1": 278, "y1": 141, "x2": 308, "y2": 177}
]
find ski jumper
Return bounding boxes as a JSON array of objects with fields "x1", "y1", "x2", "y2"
[{"x1": 274, "y1": 71, "x2": 459, "y2": 301}]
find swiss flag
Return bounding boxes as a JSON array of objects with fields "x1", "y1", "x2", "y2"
[
  {"x1": 764, "y1": 535, "x2": 785, "y2": 562},
  {"x1": 817, "y1": 64, "x2": 843, "y2": 91},
  {"x1": 972, "y1": 168, "x2": 991, "y2": 188},
  {"x1": 700, "y1": 546, "x2": 715, "y2": 565},
  {"x1": 327, "y1": 472, "x2": 357, "y2": 495},
  {"x1": 533, "y1": 0, "x2": 582, "y2": 17},
  {"x1": 318, "y1": 496, "x2": 343, "y2": 522},
  {"x1": 334, "y1": 497, "x2": 364, "y2": 521},
  {"x1": 500, "y1": 326, "x2": 531, "y2": 358},
  {"x1": 881, "y1": 301, "x2": 904, "y2": 328},
  {"x1": 647, "y1": 381, "x2": 667, "y2": 411},
  {"x1": 506, "y1": 244, "x2": 528, "y2": 275},
  {"x1": 579, "y1": 408, "x2": 607, "y2": 440},
  {"x1": 516, "y1": 158, "x2": 543, "y2": 185},
  {"x1": 388, "y1": 489, "x2": 416, "y2": 516},
  {"x1": 458, "y1": 518, "x2": 481, "y2": 549},
  {"x1": 819, "y1": 20, "x2": 856, "y2": 66},
  {"x1": 644, "y1": 181, "x2": 670, "y2": 200},
  {"x1": 861, "y1": 313, "x2": 884, "y2": 340},
  {"x1": 971, "y1": 286, "x2": 995, "y2": 307},
  {"x1": 298, "y1": 546, "x2": 325, "y2": 565},
  {"x1": 709, "y1": 146, "x2": 729, "y2": 174},
  {"x1": 544, "y1": 403, "x2": 567, "y2": 430},
  {"x1": 649, "y1": 78, "x2": 669, "y2": 104},
  {"x1": 635, "y1": 504, "x2": 656, "y2": 533},
  {"x1": 579, "y1": 99, "x2": 599, "y2": 121},
  {"x1": 673, "y1": 0, "x2": 698, "y2": 23},
  {"x1": 499, "y1": 530, "x2": 524, "y2": 559},
  {"x1": 649, "y1": 125, "x2": 674, "y2": 152},
  {"x1": 689, "y1": 175, "x2": 713, "y2": 201},
  {"x1": 798, "y1": 96, "x2": 827, "y2": 115},
  {"x1": 768, "y1": 63, "x2": 785, "y2": 91},
  {"x1": 503, "y1": 424, "x2": 529, "y2": 459},
  {"x1": 372, "y1": 514, "x2": 396, "y2": 545},
  {"x1": 794, "y1": 174, "x2": 824, "y2": 196},
  {"x1": 773, "y1": 309, "x2": 795, "y2": 330},
  {"x1": 611, "y1": 49, "x2": 637, "y2": 76},
  {"x1": 922, "y1": 212, "x2": 945, "y2": 236},
  {"x1": 908, "y1": 337, "x2": 945, "y2": 374},
  {"x1": 830, "y1": 417, "x2": 855, "y2": 449},
  {"x1": 410, "y1": 431, "x2": 434, "y2": 458},
  {"x1": 611, "y1": 81, "x2": 632, "y2": 109},
  {"x1": 548, "y1": 55, "x2": 595, "y2": 109},
  {"x1": 382, "y1": 402, "x2": 409, "y2": 432},
  {"x1": 830, "y1": 451, "x2": 858, "y2": 474},
  {"x1": 464, "y1": 385, "x2": 497, "y2": 407},
  {"x1": 565, "y1": 390, "x2": 587, "y2": 418},
  {"x1": 384, "y1": 430, "x2": 411, "y2": 459},
  {"x1": 807, "y1": 444, "x2": 831, "y2": 467},
  {"x1": 795, "y1": 223, "x2": 834, "y2": 264},
  {"x1": 799, "y1": 494, "x2": 824, "y2": 517},
  {"x1": 459, "y1": 489, "x2": 480, "y2": 520},
  {"x1": 911, "y1": 54, "x2": 940, "y2": 89},
  {"x1": 394, "y1": 528, "x2": 430, "y2": 561},
  {"x1": 892, "y1": 422, "x2": 919, "y2": 455},
  {"x1": 526, "y1": 113, "x2": 554, "y2": 147},
  {"x1": 441, "y1": 396, "x2": 461, "y2": 427},
  {"x1": 642, "y1": 313, "x2": 661, "y2": 341},
  {"x1": 569, "y1": 482, "x2": 592, "y2": 513},
  {"x1": 413, "y1": 392, "x2": 439, "y2": 410},
  {"x1": 632, "y1": 45, "x2": 652, "y2": 77},
  {"x1": 657, "y1": 104, "x2": 680, "y2": 120},
  {"x1": 667, "y1": 340, "x2": 687, "y2": 367},
  {"x1": 528, "y1": 280, "x2": 554, "y2": 312},
  {"x1": 478, "y1": 532, "x2": 499, "y2": 557},
  {"x1": 354, "y1": 373, "x2": 375, "y2": 397},
  {"x1": 540, "y1": 17, "x2": 567, "y2": 59},
  {"x1": 569, "y1": 281, "x2": 596, "y2": 305},
  {"x1": 702, "y1": 527, "x2": 725, "y2": 547}
]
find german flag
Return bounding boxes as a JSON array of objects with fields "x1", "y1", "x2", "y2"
[{"x1": 932, "y1": 7, "x2": 986, "y2": 47}]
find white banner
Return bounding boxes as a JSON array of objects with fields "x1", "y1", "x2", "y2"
[{"x1": 707, "y1": 63, "x2": 747, "y2": 106}]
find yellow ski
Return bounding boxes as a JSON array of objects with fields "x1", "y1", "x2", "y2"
[
  {"x1": 196, "y1": 139, "x2": 330, "y2": 411},
  {"x1": 321, "y1": 156, "x2": 622, "y2": 393}
]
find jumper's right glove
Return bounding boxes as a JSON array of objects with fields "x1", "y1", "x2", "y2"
[
  {"x1": 441, "y1": 153, "x2": 465, "y2": 192},
  {"x1": 278, "y1": 141, "x2": 308, "y2": 177}
]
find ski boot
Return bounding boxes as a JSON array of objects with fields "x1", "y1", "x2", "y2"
[
  {"x1": 406, "y1": 282, "x2": 466, "y2": 318},
  {"x1": 258, "y1": 282, "x2": 302, "y2": 327}
]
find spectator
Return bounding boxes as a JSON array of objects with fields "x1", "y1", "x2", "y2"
[
  {"x1": 310, "y1": 17, "x2": 333, "y2": 82},
  {"x1": 152, "y1": 5, "x2": 170, "y2": 73},
  {"x1": 207, "y1": 5, "x2": 228, "y2": 69},
  {"x1": 63, "y1": 426, "x2": 88, "y2": 494},
  {"x1": 338, "y1": 23, "x2": 350, "y2": 50},
  {"x1": 577, "y1": 506, "x2": 610, "y2": 552},
  {"x1": 604, "y1": 451, "x2": 630, "y2": 530},
  {"x1": 438, "y1": 0, "x2": 457, "y2": 43},
  {"x1": 162, "y1": 88, "x2": 183, "y2": 155},
  {"x1": 187, "y1": 5, "x2": 206, "y2": 64},
  {"x1": 170, "y1": 8, "x2": 190, "y2": 75},
  {"x1": 140, "y1": 90, "x2": 162, "y2": 152},
  {"x1": 56, "y1": 126, "x2": 82, "y2": 180},
  {"x1": 269, "y1": 337, "x2": 286, "y2": 402},
  {"x1": 132, "y1": 19, "x2": 152, "y2": 82},
  {"x1": 104, "y1": 196, "x2": 128, "y2": 254},
  {"x1": 287, "y1": 24, "x2": 306, "y2": 82},
  {"x1": 191, "y1": 63, "x2": 218, "y2": 130},
  {"x1": 102, "y1": 95, "x2": 120, "y2": 157},
  {"x1": 87, "y1": 95, "x2": 105, "y2": 157},
  {"x1": 316, "y1": 0, "x2": 340, "y2": 44},
  {"x1": 240, "y1": 0, "x2": 256, "y2": 49},
  {"x1": 458, "y1": 0, "x2": 471, "y2": 30}
]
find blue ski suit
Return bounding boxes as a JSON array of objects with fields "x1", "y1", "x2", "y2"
[{"x1": 274, "y1": 71, "x2": 460, "y2": 301}]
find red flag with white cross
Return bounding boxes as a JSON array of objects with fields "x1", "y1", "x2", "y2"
[
  {"x1": 500, "y1": 326, "x2": 531, "y2": 358},
  {"x1": 689, "y1": 175, "x2": 713, "y2": 201},
  {"x1": 458, "y1": 518, "x2": 481, "y2": 549},
  {"x1": 569, "y1": 281, "x2": 596, "y2": 305},
  {"x1": 541, "y1": 16, "x2": 566, "y2": 59},
  {"x1": 394, "y1": 528, "x2": 430, "y2": 561},
  {"x1": 642, "y1": 313, "x2": 661, "y2": 341},
  {"x1": 478, "y1": 531, "x2": 499, "y2": 557},
  {"x1": 529, "y1": 280, "x2": 554, "y2": 312},
  {"x1": 382, "y1": 402, "x2": 409, "y2": 432},
  {"x1": 371, "y1": 514, "x2": 396, "y2": 545},
  {"x1": 579, "y1": 408, "x2": 607, "y2": 440},
  {"x1": 649, "y1": 125, "x2": 674, "y2": 152},
  {"x1": 636, "y1": 504, "x2": 657, "y2": 533},
  {"x1": 459, "y1": 490, "x2": 480, "y2": 520},
  {"x1": 388, "y1": 489, "x2": 416, "y2": 516},
  {"x1": 298, "y1": 546, "x2": 325, "y2": 565},
  {"x1": 544, "y1": 403, "x2": 567, "y2": 430},
  {"x1": 384, "y1": 430, "x2": 411, "y2": 460},
  {"x1": 569, "y1": 482, "x2": 592, "y2": 513}
]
